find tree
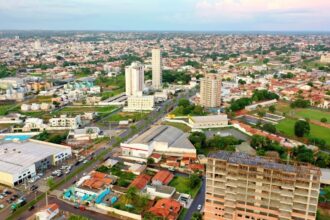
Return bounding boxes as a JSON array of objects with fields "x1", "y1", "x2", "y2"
[
  {"x1": 290, "y1": 99, "x2": 310, "y2": 108},
  {"x1": 263, "y1": 123, "x2": 276, "y2": 134},
  {"x1": 47, "y1": 177, "x2": 55, "y2": 188},
  {"x1": 294, "y1": 120, "x2": 310, "y2": 137},
  {"x1": 238, "y1": 79, "x2": 246, "y2": 85},
  {"x1": 191, "y1": 212, "x2": 203, "y2": 220},
  {"x1": 321, "y1": 118, "x2": 328, "y2": 123},
  {"x1": 269, "y1": 105, "x2": 276, "y2": 113},
  {"x1": 315, "y1": 152, "x2": 330, "y2": 168},
  {"x1": 189, "y1": 174, "x2": 201, "y2": 188},
  {"x1": 178, "y1": 98, "x2": 190, "y2": 108},
  {"x1": 147, "y1": 158, "x2": 155, "y2": 165},
  {"x1": 125, "y1": 187, "x2": 138, "y2": 204},
  {"x1": 257, "y1": 110, "x2": 266, "y2": 117}
]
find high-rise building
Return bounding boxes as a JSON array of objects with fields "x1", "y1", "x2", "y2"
[
  {"x1": 200, "y1": 74, "x2": 222, "y2": 108},
  {"x1": 125, "y1": 62, "x2": 144, "y2": 96},
  {"x1": 152, "y1": 48, "x2": 162, "y2": 89},
  {"x1": 205, "y1": 151, "x2": 320, "y2": 220}
]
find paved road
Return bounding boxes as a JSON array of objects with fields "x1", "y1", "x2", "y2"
[{"x1": 184, "y1": 177, "x2": 205, "y2": 220}]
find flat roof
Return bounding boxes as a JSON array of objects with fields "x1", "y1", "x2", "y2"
[
  {"x1": 128, "y1": 125, "x2": 195, "y2": 150},
  {"x1": 190, "y1": 114, "x2": 228, "y2": 123},
  {"x1": 0, "y1": 139, "x2": 70, "y2": 175},
  {"x1": 209, "y1": 151, "x2": 318, "y2": 174}
]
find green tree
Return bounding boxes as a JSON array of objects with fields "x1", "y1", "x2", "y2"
[
  {"x1": 294, "y1": 120, "x2": 310, "y2": 137},
  {"x1": 125, "y1": 187, "x2": 138, "y2": 204},
  {"x1": 262, "y1": 123, "x2": 276, "y2": 134},
  {"x1": 47, "y1": 177, "x2": 55, "y2": 188},
  {"x1": 321, "y1": 118, "x2": 328, "y2": 123},
  {"x1": 189, "y1": 174, "x2": 201, "y2": 188},
  {"x1": 269, "y1": 105, "x2": 276, "y2": 113},
  {"x1": 191, "y1": 212, "x2": 203, "y2": 220},
  {"x1": 178, "y1": 99, "x2": 190, "y2": 108},
  {"x1": 147, "y1": 158, "x2": 155, "y2": 165}
]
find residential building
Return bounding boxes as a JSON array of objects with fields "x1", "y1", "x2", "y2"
[
  {"x1": 123, "y1": 95, "x2": 155, "y2": 112},
  {"x1": 204, "y1": 151, "x2": 320, "y2": 220},
  {"x1": 35, "y1": 203, "x2": 59, "y2": 220},
  {"x1": 152, "y1": 48, "x2": 162, "y2": 89},
  {"x1": 129, "y1": 174, "x2": 151, "y2": 190},
  {"x1": 200, "y1": 74, "x2": 222, "y2": 108},
  {"x1": 67, "y1": 127, "x2": 103, "y2": 141},
  {"x1": 0, "y1": 113, "x2": 23, "y2": 124},
  {"x1": 48, "y1": 115, "x2": 81, "y2": 130},
  {"x1": 145, "y1": 185, "x2": 176, "y2": 199},
  {"x1": 125, "y1": 62, "x2": 144, "y2": 96},
  {"x1": 152, "y1": 170, "x2": 174, "y2": 186},
  {"x1": 0, "y1": 139, "x2": 72, "y2": 187},
  {"x1": 148, "y1": 198, "x2": 181, "y2": 220}
]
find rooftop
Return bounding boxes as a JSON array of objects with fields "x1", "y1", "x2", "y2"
[
  {"x1": 209, "y1": 151, "x2": 319, "y2": 175},
  {"x1": 0, "y1": 139, "x2": 70, "y2": 175},
  {"x1": 190, "y1": 114, "x2": 228, "y2": 123},
  {"x1": 127, "y1": 125, "x2": 195, "y2": 150}
]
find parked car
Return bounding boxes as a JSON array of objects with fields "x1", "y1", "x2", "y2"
[
  {"x1": 0, "y1": 204, "x2": 4, "y2": 209},
  {"x1": 28, "y1": 205, "x2": 35, "y2": 211},
  {"x1": 197, "y1": 204, "x2": 202, "y2": 211},
  {"x1": 30, "y1": 185, "x2": 38, "y2": 191}
]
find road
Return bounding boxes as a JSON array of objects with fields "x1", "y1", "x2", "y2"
[
  {"x1": 10, "y1": 88, "x2": 196, "y2": 220},
  {"x1": 184, "y1": 177, "x2": 205, "y2": 220}
]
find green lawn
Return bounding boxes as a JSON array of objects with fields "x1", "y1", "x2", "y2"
[
  {"x1": 106, "y1": 112, "x2": 148, "y2": 122},
  {"x1": 178, "y1": 208, "x2": 188, "y2": 220},
  {"x1": 276, "y1": 118, "x2": 330, "y2": 146},
  {"x1": 0, "y1": 104, "x2": 19, "y2": 115},
  {"x1": 163, "y1": 121, "x2": 191, "y2": 132},
  {"x1": 55, "y1": 106, "x2": 117, "y2": 115},
  {"x1": 295, "y1": 109, "x2": 330, "y2": 123},
  {"x1": 169, "y1": 176, "x2": 201, "y2": 198}
]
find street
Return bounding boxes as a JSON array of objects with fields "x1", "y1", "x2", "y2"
[{"x1": 184, "y1": 177, "x2": 205, "y2": 220}]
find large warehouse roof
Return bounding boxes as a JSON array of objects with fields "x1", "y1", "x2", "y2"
[
  {"x1": 0, "y1": 139, "x2": 70, "y2": 175},
  {"x1": 128, "y1": 125, "x2": 195, "y2": 150}
]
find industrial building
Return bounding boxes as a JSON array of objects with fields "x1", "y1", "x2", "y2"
[
  {"x1": 205, "y1": 151, "x2": 320, "y2": 220},
  {"x1": 121, "y1": 125, "x2": 196, "y2": 159},
  {"x1": 0, "y1": 139, "x2": 72, "y2": 187}
]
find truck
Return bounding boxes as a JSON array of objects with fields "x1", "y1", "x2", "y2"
[{"x1": 11, "y1": 197, "x2": 26, "y2": 211}]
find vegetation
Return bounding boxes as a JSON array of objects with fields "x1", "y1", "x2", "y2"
[
  {"x1": 252, "y1": 89, "x2": 279, "y2": 102},
  {"x1": 294, "y1": 120, "x2": 310, "y2": 137},
  {"x1": 68, "y1": 215, "x2": 90, "y2": 220},
  {"x1": 33, "y1": 131, "x2": 68, "y2": 144},
  {"x1": 162, "y1": 70, "x2": 191, "y2": 84},
  {"x1": 290, "y1": 99, "x2": 311, "y2": 108},
  {"x1": 251, "y1": 135, "x2": 287, "y2": 159},
  {"x1": 169, "y1": 176, "x2": 202, "y2": 198},
  {"x1": 96, "y1": 162, "x2": 136, "y2": 187},
  {"x1": 163, "y1": 121, "x2": 191, "y2": 132},
  {"x1": 113, "y1": 187, "x2": 149, "y2": 214},
  {"x1": 172, "y1": 98, "x2": 206, "y2": 116},
  {"x1": 261, "y1": 123, "x2": 277, "y2": 134},
  {"x1": 0, "y1": 104, "x2": 20, "y2": 115},
  {"x1": 0, "y1": 64, "x2": 16, "y2": 78},
  {"x1": 189, "y1": 131, "x2": 240, "y2": 154},
  {"x1": 229, "y1": 97, "x2": 252, "y2": 111}
]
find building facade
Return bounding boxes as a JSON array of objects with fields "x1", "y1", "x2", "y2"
[
  {"x1": 205, "y1": 151, "x2": 320, "y2": 220},
  {"x1": 152, "y1": 48, "x2": 162, "y2": 89},
  {"x1": 200, "y1": 74, "x2": 222, "y2": 108},
  {"x1": 123, "y1": 95, "x2": 155, "y2": 112},
  {"x1": 125, "y1": 62, "x2": 144, "y2": 96}
]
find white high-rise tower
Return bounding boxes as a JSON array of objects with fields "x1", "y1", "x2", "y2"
[
  {"x1": 125, "y1": 62, "x2": 144, "y2": 96},
  {"x1": 152, "y1": 48, "x2": 162, "y2": 89}
]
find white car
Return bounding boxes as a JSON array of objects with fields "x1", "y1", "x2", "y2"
[
  {"x1": 197, "y1": 204, "x2": 202, "y2": 211},
  {"x1": 0, "y1": 204, "x2": 4, "y2": 209},
  {"x1": 83, "y1": 160, "x2": 88, "y2": 164}
]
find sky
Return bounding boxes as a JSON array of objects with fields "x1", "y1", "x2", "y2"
[{"x1": 0, "y1": 0, "x2": 329, "y2": 31}]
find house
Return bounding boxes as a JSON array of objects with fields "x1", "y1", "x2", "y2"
[
  {"x1": 152, "y1": 170, "x2": 174, "y2": 186},
  {"x1": 145, "y1": 184, "x2": 176, "y2": 199},
  {"x1": 35, "y1": 203, "x2": 59, "y2": 220},
  {"x1": 48, "y1": 115, "x2": 81, "y2": 130},
  {"x1": 150, "y1": 153, "x2": 162, "y2": 163},
  {"x1": 129, "y1": 174, "x2": 151, "y2": 190},
  {"x1": 68, "y1": 127, "x2": 103, "y2": 141},
  {"x1": 148, "y1": 198, "x2": 181, "y2": 220}
]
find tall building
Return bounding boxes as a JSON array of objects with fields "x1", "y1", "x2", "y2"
[
  {"x1": 152, "y1": 48, "x2": 162, "y2": 89},
  {"x1": 125, "y1": 62, "x2": 144, "y2": 96},
  {"x1": 205, "y1": 151, "x2": 320, "y2": 220},
  {"x1": 200, "y1": 74, "x2": 222, "y2": 108}
]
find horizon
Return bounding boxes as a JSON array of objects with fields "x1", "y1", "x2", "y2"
[{"x1": 0, "y1": 0, "x2": 329, "y2": 31}]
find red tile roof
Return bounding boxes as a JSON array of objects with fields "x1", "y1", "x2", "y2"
[
  {"x1": 152, "y1": 170, "x2": 174, "y2": 185},
  {"x1": 149, "y1": 199, "x2": 181, "y2": 220},
  {"x1": 129, "y1": 174, "x2": 151, "y2": 190}
]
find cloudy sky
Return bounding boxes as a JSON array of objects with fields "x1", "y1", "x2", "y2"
[{"x1": 0, "y1": 0, "x2": 329, "y2": 31}]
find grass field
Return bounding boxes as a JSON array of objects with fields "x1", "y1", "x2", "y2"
[
  {"x1": 105, "y1": 112, "x2": 147, "y2": 122},
  {"x1": 276, "y1": 118, "x2": 330, "y2": 146},
  {"x1": 0, "y1": 104, "x2": 19, "y2": 115},
  {"x1": 169, "y1": 176, "x2": 201, "y2": 198},
  {"x1": 55, "y1": 106, "x2": 117, "y2": 115},
  {"x1": 163, "y1": 121, "x2": 191, "y2": 132}
]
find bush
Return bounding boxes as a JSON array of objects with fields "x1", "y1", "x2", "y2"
[
  {"x1": 294, "y1": 120, "x2": 310, "y2": 137},
  {"x1": 321, "y1": 118, "x2": 328, "y2": 123}
]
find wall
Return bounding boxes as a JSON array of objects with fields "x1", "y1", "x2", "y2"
[{"x1": 95, "y1": 204, "x2": 142, "y2": 220}]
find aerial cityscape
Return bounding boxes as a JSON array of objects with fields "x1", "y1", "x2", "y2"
[{"x1": 0, "y1": 1, "x2": 330, "y2": 220}]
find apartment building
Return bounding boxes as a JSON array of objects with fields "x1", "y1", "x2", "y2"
[
  {"x1": 125, "y1": 62, "x2": 144, "y2": 96},
  {"x1": 205, "y1": 151, "x2": 320, "y2": 220},
  {"x1": 48, "y1": 115, "x2": 81, "y2": 130},
  {"x1": 200, "y1": 73, "x2": 222, "y2": 108},
  {"x1": 152, "y1": 48, "x2": 162, "y2": 89},
  {"x1": 123, "y1": 95, "x2": 155, "y2": 112}
]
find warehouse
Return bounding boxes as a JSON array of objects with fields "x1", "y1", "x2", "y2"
[{"x1": 0, "y1": 139, "x2": 72, "y2": 187}]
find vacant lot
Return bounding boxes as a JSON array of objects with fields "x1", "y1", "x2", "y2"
[{"x1": 169, "y1": 176, "x2": 201, "y2": 198}]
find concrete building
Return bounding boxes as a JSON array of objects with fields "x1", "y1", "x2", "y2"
[
  {"x1": 35, "y1": 203, "x2": 59, "y2": 220},
  {"x1": 0, "y1": 139, "x2": 71, "y2": 187},
  {"x1": 123, "y1": 95, "x2": 155, "y2": 112},
  {"x1": 68, "y1": 127, "x2": 103, "y2": 141},
  {"x1": 152, "y1": 48, "x2": 162, "y2": 89},
  {"x1": 121, "y1": 125, "x2": 196, "y2": 159},
  {"x1": 244, "y1": 99, "x2": 277, "y2": 111},
  {"x1": 188, "y1": 114, "x2": 228, "y2": 129},
  {"x1": 125, "y1": 62, "x2": 144, "y2": 96},
  {"x1": 48, "y1": 115, "x2": 81, "y2": 130},
  {"x1": 205, "y1": 151, "x2": 320, "y2": 220},
  {"x1": 320, "y1": 54, "x2": 330, "y2": 63},
  {"x1": 200, "y1": 74, "x2": 222, "y2": 108}
]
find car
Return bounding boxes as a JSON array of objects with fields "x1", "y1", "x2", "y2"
[
  {"x1": 74, "y1": 161, "x2": 80, "y2": 166},
  {"x1": 197, "y1": 204, "x2": 202, "y2": 211},
  {"x1": 12, "y1": 194, "x2": 18, "y2": 199},
  {"x1": 72, "y1": 180, "x2": 77, "y2": 184},
  {"x1": 64, "y1": 170, "x2": 70, "y2": 174},
  {"x1": 0, "y1": 195, "x2": 3, "y2": 199},
  {"x1": 4, "y1": 190, "x2": 12, "y2": 195},
  {"x1": 30, "y1": 185, "x2": 38, "y2": 191},
  {"x1": 28, "y1": 205, "x2": 35, "y2": 211},
  {"x1": 83, "y1": 160, "x2": 88, "y2": 164},
  {"x1": 0, "y1": 204, "x2": 4, "y2": 209},
  {"x1": 6, "y1": 199, "x2": 12, "y2": 204},
  {"x1": 79, "y1": 205, "x2": 86, "y2": 211}
]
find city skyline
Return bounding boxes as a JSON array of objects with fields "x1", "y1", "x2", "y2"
[{"x1": 0, "y1": 0, "x2": 330, "y2": 31}]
